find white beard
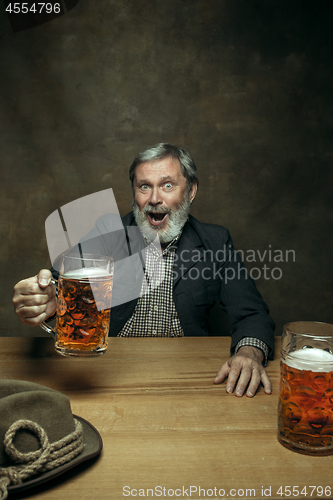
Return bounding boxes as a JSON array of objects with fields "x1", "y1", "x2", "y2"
[{"x1": 132, "y1": 194, "x2": 191, "y2": 244}]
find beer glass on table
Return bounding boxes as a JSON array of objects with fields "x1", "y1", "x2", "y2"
[
  {"x1": 41, "y1": 254, "x2": 113, "y2": 357},
  {"x1": 278, "y1": 321, "x2": 333, "y2": 455}
]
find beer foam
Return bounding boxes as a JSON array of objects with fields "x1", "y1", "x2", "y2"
[
  {"x1": 285, "y1": 348, "x2": 333, "y2": 372},
  {"x1": 63, "y1": 268, "x2": 112, "y2": 279}
]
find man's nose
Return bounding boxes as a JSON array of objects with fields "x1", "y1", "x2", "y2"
[{"x1": 148, "y1": 187, "x2": 162, "y2": 206}]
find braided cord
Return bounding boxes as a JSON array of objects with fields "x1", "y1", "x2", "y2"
[{"x1": 0, "y1": 418, "x2": 84, "y2": 499}]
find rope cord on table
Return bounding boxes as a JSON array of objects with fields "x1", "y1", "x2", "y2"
[{"x1": 0, "y1": 418, "x2": 84, "y2": 499}]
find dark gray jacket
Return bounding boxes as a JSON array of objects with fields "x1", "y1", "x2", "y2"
[{"x1": 106, "y1": 213, "x2": 275, "y2": 358}]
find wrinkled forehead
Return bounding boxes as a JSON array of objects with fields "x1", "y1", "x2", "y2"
[{"x1": 133, "y1": 157, "x2": 184, "y2": 183}]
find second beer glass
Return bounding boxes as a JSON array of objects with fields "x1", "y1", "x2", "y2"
[{"x1": 278, "y1": 321, "x2": 333, "y2": 455}]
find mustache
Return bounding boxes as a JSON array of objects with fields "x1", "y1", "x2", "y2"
[{"x1": 142, "y1": 205, "x2": 171, "y2": 215}]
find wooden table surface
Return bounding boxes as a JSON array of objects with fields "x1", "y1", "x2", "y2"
[{"x1": 1, "y1": 336, "x2": 333, "y2": 500}]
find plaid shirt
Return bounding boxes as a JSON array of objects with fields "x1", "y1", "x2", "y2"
[
  {"x1": 118, "y1": 235, "x2": 183, "y2": 338},
  {"x1": 118, "y1": 233, "x2": 269, "y2": 364}
]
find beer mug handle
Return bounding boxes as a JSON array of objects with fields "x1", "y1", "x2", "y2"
[{"x1": 40, "y1": 278, "x2": 57, "y2": 338}]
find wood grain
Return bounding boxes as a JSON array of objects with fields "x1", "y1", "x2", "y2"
[{"x1": 1, "y1": 337, "x2": 332, "y2": 500}]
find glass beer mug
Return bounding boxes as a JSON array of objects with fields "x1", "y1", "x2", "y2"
[
  {"x1": 278, "y1": 321, "x2": 333, "y2": 455},
  {"x1": 41, "y1": 253, "x2": 114, "y2": 357}
]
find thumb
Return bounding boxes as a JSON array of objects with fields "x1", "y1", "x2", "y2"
[
  {"x1": 36, "y1": 269, "x2": 53, "y2": 288},
  {"x1": 214, "y1": 361, "x2": 231, "y2": 384}
]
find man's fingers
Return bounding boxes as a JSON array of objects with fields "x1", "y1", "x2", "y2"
[
  {"x1": 19, "y1": 303, "x2": 49, "y2": 319},
  {"x1": 14, "y1": 272, "x2": 53, "y2": 296},
  {"x1": 14, "y1": 276, "x2": 38, "y2": 296},
  {"x1": 216, "y1": 348, "x2": 272, "y2": 397},
  {"x1": 17, "y1": 298, "x2": 57, "y2": 325},
  {"x1": 261, "y1": 369, "x2": 272, "y2": 395},
  {"x1": 225, "y1": 360, "x2": 243, "y2": 394},
  {"x1": 13, "y1": 284, "x2": 56, "y2": 311},
  {"x1": 214, "y1": 361, "x2": 230, "y2": 384},
  {"x1": 13, "y1": 271, "x2": 57, "y2": 326},
  {"x1": 19, "y1": 308, "x2": 48, "y2": 325},
  {"x1": 244, "y1": 367, "x2": 272, "y2": 397},
  {"x1": 228, "y1": 363, "x2": 252, "y2": 396},
  {"x1": 15, "y1": 293, "x2": 51, "y2": 309},
  {"x1": 243, "y1": 368, "x2": 261, "y2": 397}
]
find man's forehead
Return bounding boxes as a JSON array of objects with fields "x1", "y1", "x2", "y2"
[{"x1": 134, "y1": 157, "x2": 183, "y2": 182}]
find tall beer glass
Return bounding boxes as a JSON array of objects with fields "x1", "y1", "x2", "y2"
[
  {"x1": 41, "y1": 254, "x2": 113, "y2": 357},
  {"x1": 278, "y1": 321, "x2": 333, "y2": 455}
]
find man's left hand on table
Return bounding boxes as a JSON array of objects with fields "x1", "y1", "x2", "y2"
[{"x1": 214, "y1": 345, "x2": 272, "y2": 398}]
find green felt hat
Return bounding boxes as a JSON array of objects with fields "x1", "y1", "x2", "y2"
[{"x1": 0, "y1": 380, "x2": 102, "y2": 497}]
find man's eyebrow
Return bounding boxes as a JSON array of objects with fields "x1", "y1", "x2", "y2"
[
  {"x1": 135, "y1": 178, "x2": 150, "y2": 185},
  {"x1": 159, "y1": 175, "x2": 175, "y2": 182},
  {"x1": 161, "y1": 175, "x2": 176, "y2": 182},
  {"x1": 136, "y1": 176, "x2": 176, "y2": 184}
]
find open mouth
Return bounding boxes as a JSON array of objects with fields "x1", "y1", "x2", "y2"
[{"x1": 148, "y1": 212, "x2": 168, "y2": 227}]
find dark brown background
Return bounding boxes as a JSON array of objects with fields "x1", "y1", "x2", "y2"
[{"x1": 1, "y1": 0, "x2": 332, "y2": 337}]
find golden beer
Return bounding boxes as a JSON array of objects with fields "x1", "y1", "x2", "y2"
[
  {"x1": 55, "y1": 268, "x2": 113, "y2": 356},
  {"x1": 278, "y1": 348, "x2": 333, "y2": 455}
]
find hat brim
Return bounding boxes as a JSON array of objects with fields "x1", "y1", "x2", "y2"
[{"x1": 7, "y1": 415, "x2": 103, "y2": 494}]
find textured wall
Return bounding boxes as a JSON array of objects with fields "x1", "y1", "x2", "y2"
[{"x1": 1, "y1": 0, "x2": 332, "y2": 337}]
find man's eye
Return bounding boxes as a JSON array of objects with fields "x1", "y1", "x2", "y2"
[
  {"x1": 140, "y1": 185, "x2": 149, "y2": 190},
  {"x1": 164, "y1": 183, "x2": 173, "y2": 189}
]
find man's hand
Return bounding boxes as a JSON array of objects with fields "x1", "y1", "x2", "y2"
[
  {"x1": 13, "y1": 269, "x2": 57, "y2": 326},
  {"x1": 214, "y1": 346, "x2": 271, "y2": 397}
]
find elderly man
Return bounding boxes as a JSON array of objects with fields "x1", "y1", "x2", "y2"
[{"x1": 13, "y1": 143, "x2": 275, "y2": 397}]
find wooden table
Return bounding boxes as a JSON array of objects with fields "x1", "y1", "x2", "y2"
[{"x1": 1, "y1": 336, "x2": 333, "y2": 500}]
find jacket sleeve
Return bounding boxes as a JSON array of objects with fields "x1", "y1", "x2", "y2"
[{"x1": 217, "y1": 230, "x2": 275, "y2": 359}]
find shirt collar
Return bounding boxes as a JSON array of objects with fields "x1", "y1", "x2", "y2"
[{"x1": 143, "y1": 231, "x2": 182, "y2": 256}]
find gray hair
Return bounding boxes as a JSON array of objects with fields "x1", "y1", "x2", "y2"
[{"x1": 129, "y1": 143, "x2": 199, "y2": 189}]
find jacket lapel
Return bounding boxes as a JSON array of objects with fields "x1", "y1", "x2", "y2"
[{"x1": 173, "y1": 217, "x2": 204, "y2": 287}]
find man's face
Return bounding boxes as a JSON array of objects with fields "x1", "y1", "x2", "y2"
[{"x1": 132, "y1": 156, "x2": 197, "y2": 244}]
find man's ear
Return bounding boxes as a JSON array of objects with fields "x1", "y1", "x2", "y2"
[{"x1": 189, "y1": 181, "x2": 198, "y2": 203}]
